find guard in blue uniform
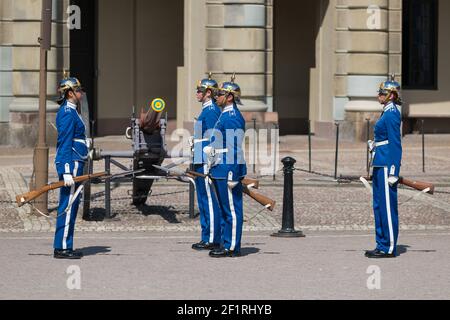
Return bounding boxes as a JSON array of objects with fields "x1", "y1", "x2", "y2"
[
  {"x1": 366, "y1": 76, "x2": 402, "y2": 258},
  {"x1": 207, "y1": 75, "x2": 247, "y2": 258},
  {"x1": 191, "y1": 74, "x2": 223, "y2": 251},
  {"x1": 53, "y1": 76, "x2": 89, "y2": 259}
]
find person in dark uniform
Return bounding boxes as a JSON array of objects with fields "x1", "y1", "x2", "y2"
[
  {"x1": 207, "y1": 75, "x2": 247, "y2": 258},
  {"x1": 190, "y1": 74, "x2": 222, "y2": 251},
  {"x1": 366, "y1": 76, "x2": 403, "y2": 258},
  {"x1": 53, "y1": 75, "x2": 89, "y2": 259}
]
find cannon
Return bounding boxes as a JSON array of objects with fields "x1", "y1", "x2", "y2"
[{"x1": 82, "y1": 99, "x2": 193, "y2": 220}]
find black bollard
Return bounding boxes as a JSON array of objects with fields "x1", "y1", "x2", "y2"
[{"x1": 271, "y1": 157, "x2": 305, "y2": 238}]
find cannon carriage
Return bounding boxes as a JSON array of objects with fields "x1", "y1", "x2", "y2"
[{"x1": 82, "y1": 99, "x2": 193, "y2": 219}]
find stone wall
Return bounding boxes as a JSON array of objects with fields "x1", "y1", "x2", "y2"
[
  {"x1": 336, "y1": 0, "x2": 402, "y2": 141},
  {"x1": 205, "y1": 0, "x2": 272, "y2": 112},
  {"x1": 0, "y1": 0, "x2": 69, "y2": 147}
]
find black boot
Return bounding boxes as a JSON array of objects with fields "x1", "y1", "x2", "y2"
[
  {"x1": 54, "y1": 249, "x2": 83, "y2": 259},
  {"x1": 209, "y1": 248, "x2": 241, "y2": 258},
  {"x1": 365, "y1": 249, "x2": 395, "y2": 258},
  {"x1": 192, "y1": 241, "x2": 219, "y2": 251}
]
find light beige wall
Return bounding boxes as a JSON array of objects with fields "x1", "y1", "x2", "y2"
[
  {"x1": 315, "y1": 0, "x2": 334, "y2": 123},
  {"x1": 404, "y1": 0, "x2": 450, "y2": 117},
  {"x1": 97, "y1": 0, "x2": 133, "y2": 120},
  {"x1": 97, "y1": 0, "x2": 183, "y2": 122},
  {"x1": 176, "y1": 0, "x2": 206, "y2": 129},
  {"x1": 1, "y1": 0, "x2": 69, "y2": 112},
  {"x1": 273, "y1": 0, "x2": 318, "y2": 133},
  {"x1": 205, "y1": 0, "x2": 271, "y2": 112},
  {"x1": 135, "y1": 0, "x2": 183, "y2": 120}
]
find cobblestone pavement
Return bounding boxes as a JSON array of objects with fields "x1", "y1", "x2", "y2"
[{"x1": 1, "y1": 133, "x2": 450, "y2": 233}]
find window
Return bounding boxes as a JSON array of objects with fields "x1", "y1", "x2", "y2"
[{"x1": 402, "y1": 0, "x2": 438, "y2": 89}]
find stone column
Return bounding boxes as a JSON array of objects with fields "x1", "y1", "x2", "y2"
[
  {"x1": 1, "y1": 0, "x2": 69, "y2": 147},
  {"x1": 309, "y1": 0, "x2": 336, "y2": 136},
  {"x1": 206, "y1": 0, "x2": 271, "y2": 113},
  {"x1": 0, "y1": 0, "x2": 14, "y2": 143},
  {"x1": 388, "y1": 0, "x2": 402, "y2": 83},
  {"x1": 336, "y1": 0, "x2": 392, "y2": 141},
  {"x1": 177, "y1": 0, "x2": 207, "y2": 131}
]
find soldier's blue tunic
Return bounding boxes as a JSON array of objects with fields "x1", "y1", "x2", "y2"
[
  {"x1": 54, "y1": 100, "x2": 88, "y2": 250},
  {"x1": 371, "y1": 101, "x2": 402, "y2": 256},
  {"x1": 210, "y1": 103, "x2": 247, "y2": 253},
  {"x1": 193, "y1": 99, "x2": 222, "y2": 244}
]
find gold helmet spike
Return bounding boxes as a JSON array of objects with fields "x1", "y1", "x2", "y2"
[
  {"x1": 63, "y1": 70, "x2": 70, "y2": 79},
  {"x1": 197, "y1": 73, "x2": 219, "y2": 94},
  {"x1": 231, "y1": 72, "x2": 236, "y2": 83}
]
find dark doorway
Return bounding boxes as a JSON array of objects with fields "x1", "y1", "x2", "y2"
[
  {"x1": 95, "y1": 0, "x2": 184, "y2": 136},
  {"x1": 273, "y1": 1, "x2": 319, "y2": 135},
  {"x1": 70, "y1": 0, "x2": 97, "y2": 135},
  {"x1": 71, "y1": 0, "x2": 184, "y2": 136},
  {"x1": 402, "y1": 0, "x2": 438, "y2": 90}
]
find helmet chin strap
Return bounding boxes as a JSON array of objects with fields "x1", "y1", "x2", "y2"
[
  {"x1": 381, "y1": 91, "x2": 392, "y2": 105},
  {"x1": 68, "y1": 89, "x2": 82, "y2": 111},
  {"x1": 202, "y1": 94, "x2": 210, "y2": 104}
]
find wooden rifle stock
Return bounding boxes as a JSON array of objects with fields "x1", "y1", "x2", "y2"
[
  {"x1": 186, "y1": 170, "x2": 260, "y2": 189},
  {"x1": 241, "y1": 177, "x2": 259, "y2": 189},
  {"x1": 399, "y1": 177, "x2": 434, "y2": 195},
  {"x1": 339, "y1": 175, "x2": 434, "y2": 194},
  {"x1": 243, "y1": 186, "x2": 276, "y2": 211},
  {"x1": 16, "y1": 172, "x2": 108, "y2": 207},
  {"x1": 185, "y1": 170, "x2": 274, "y2": 210}
]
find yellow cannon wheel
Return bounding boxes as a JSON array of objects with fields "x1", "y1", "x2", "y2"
[{"x1": 151, "y1": 98, "x2": 166, "y2": 113}]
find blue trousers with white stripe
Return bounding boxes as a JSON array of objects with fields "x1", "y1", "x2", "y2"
[
  {"x1": 54, "y1": 161, "x2": 84, "y2": 250},
  {"x1": 213, "y1": 179, "x2": 243, "y2": 253},
  {"x1": 372, "y1": 167, "x2": 399, "y2": 256},
  {"x1": 195, "y1": 175, "x2": 222, "y2": 244}
]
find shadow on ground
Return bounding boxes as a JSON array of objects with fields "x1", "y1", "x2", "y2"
[
  {"x1": 79, "y1": 246, "x2": 112, "y2": 256},
  {"x1": 397, "y1": 244, "x2": 410, "y2": 256},
  {"x1": 84, "y1": 205, "x2": 183, "y2": 224},
  {"x1": 241, "y1": 247, "x2": 260, "y2": 257}
]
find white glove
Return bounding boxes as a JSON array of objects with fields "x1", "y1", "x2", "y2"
[
  {"x1": 86, "y1": 138, "x2": 92, "y2": 149},
  {"x1": 203, "y1": 146, "x2": 215, "y2": 157},
  {"x1": 188, "y1": 136, "x2": 194, "y2": 148},
  {"x1": 227, "y1": 181, "x2": 239, "y2": 189},
  {"x1": 88, "y1": 149, "x2": 94, "y2": 160},
  {"x1": 368, "y1": 140, "x2": 375, "y2": 152},
  {"x1": 63, "y1": 174, "x2": 75, "y2": 187},
  {"x1": 388, "y1": 176, "x2": 399, "y2": 187}
]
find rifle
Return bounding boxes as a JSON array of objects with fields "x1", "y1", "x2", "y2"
[
  {"x1": 243, "y1": 186, "x2": 276, "y2": 211},
  {"x1": 179, "y1": 170, "x2": 275, "y2": 210},
  {"x1": 189, "y1": 171, "x2": 275, "y2": 211},
  {"x1": 152, "y1": 165, "x2": 275, "y2": 210},
  {"x1": 339, "y1": 175, "x2": 435, "y2": 194},
  {"x1": 185, "y1": 170, "x2": 260, "y2": 190},
  {"x1": 16, "y1": 172, "x2": 109, "y2": 207}
]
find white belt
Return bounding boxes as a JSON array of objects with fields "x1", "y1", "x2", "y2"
[
  {"x1": 193, "y1": 138, "x2": 209, "y2": 144},
  {"x1": 73, "y1": 139, "x2": 87, "y2": 145},
  {"x1": 73, "y1": 139, "x2": 89, "y2": 147},
  {"x1": 375, "y1": 140, "x2": 389, "y2": 147}
]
